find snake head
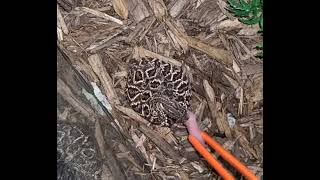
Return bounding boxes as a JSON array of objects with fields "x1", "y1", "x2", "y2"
[{"x1": 149, "y1": 95, "x2": 188, "y2": 126}]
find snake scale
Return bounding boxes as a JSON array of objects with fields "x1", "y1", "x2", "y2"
[{"x1": 126, "y1": 56, "x2": 192, "y2": 127}]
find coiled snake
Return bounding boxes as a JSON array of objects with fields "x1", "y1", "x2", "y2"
[{"x1": 126, "y1": 57, "x2": 192, "y2": 127}]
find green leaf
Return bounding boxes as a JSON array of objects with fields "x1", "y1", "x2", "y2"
[
  {"x1": 228, "y1": 0, "x2": 241, "y2": 9},
  {"x1": 256, "y1": 41, "x2": 263, "y2": 59},
  {"x1": 259, "y1": 14, "x2": 263, "y2": 30},
  {"x1": 256, "y1": 42, "x2": 263, "y2": 49},
  {"x1": 231, "y1": 8, "x2": 251, "y2": 17},
  {"x1": 255, "y1": 51, "x2": 263, "y2": 59},
  {"x1": 251, "y1": 0, "x2": 261, "y2": 17},
  {"x1": 239, "y1": 0, "x2": 251, "y2": 10},
  {"x1": 228, "y1": 0, "x2": 263, "y2": 27},
  {"x1": 251, "y1": 7, "x2": 258, "y2": 17},
  {"x1": 252, "y1": 0, "x2": 259, "y2": 8}
]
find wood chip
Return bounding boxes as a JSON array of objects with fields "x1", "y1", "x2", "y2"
[
  {"x1": 95, "y1": 119, "x2": 127, "y2": 180},
  {"x1": 126, "y1": 0, "x2": 150, "y2": 22},
  {"x1": 57, "y1": 78, "x2": 95, "y2": 120},
  {"x1": 57, "y1": 107, "x2": 71, "y2": 121},
  {"x1": 131, "y1": 132, "x2": 152, "y2": 164},
  {"x1": 177, "y1": 171, "x2": 190, "y2": 180},
  {"x1": 134, "y1": 46, "x2": 182, "y2": 67},
  {"x1": 216, "y1": 111, "x2": 232, "y2": 139},
  {"x1": 138, "y1": 124, "x2": 183, "y2": 162},
  {"x1": 223, "y1": 73, "x2": 239, "y2": 89},
  {"x1": 169, "y1": 0, "x2": 189, "y2": 18},
  {"x1": 112, "y1": 0, "x2": 129, "y2": 19},
  {"x1": 185, "y1": 35, "x2": 232, "y2": 66},
  {"x1": 57, "y1": 27, "x2": 63, "y2": 41},
  {"x1": 165, "y1": 18, "x2": 232, "y2": 66},
  {"x1": 228, "y1": 35, "x2": 259, "y2": 62},
  {"x1": 235, "y1": 127, "x2": 259, "y2": 159},
  {"x1": 57, "y1": 5, "x2": 69, "y2": 34},
  {"x1": 86, "y1": 31, "x2": 123, "y2": 51},
  {"x1": 238, "y1": 86, "x2": 244, "y2": 116},
  {"x1": 167, "y1": 29, "x2": 188, "y2": 53},
  {"x1": 190, "y1": 161, "x2": 204, "y2": 173},
  {"x1": 115, "y1": 105, "x2": 149, "y2": 125},
  {"x1": 203, "y1": 80, "x2": 217, "y2": 120},
  {"x1": 77, "y1": 7, "x2": 123, "y2": 25},
  {"x1": 148, "y1": 0, "x2": 167, "y2": 20},
  {"x1": 232, "y1": 59, "x2": 241, "y2": 74},
  {"x1": 194, "y1": 100, "x2": 206, "y2": 122},
  {"x1": 217, "y1": 0, "x2": 235, "y2": 20},
  {"x1": 88, "y1": 54, "x2": 120, "y2": 106},
  {"x1": 203, "y1": 80, "x2": 232, "y2": 138}
]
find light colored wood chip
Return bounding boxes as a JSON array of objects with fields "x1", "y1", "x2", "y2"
[
  {"x1": 57, "y1": 78, "x2": 95, "y2": 120},
  {"x1": 113, "y1": 71, "x2": 128, "y2": 78},
  {"x1": 134, "y1": 46, "x2": 182, "y2": 67},
  {"x1": 232, "y1": 59, "x2": 241, "y2": 74},
  {"x1": 235, "y1": 127, "x2": 259, "y2": 159},
  {"x1": 131, "y1": 132, "x2": 152, "y2": 164},
  {"x1": 190, "y1": 161, "x2": 204, "y2": 173},
  {"x1": 165, "y1": 18, "x2": 232, "y2": 66},
  {"x1": 238, "y1": 87, "x2": 244, "y2": 116},
  {"x1": 147, "y1": 0, "x2": 167, "y2": 20},
  {"x1": 57, "y1": 107, "x2": 71, "y2": 121},
  {"x1": 167, "y1": 29, "x2": 188, "y2": 53},
  {"x1": 112, "y1": 0, "x2": 129, "y2": 19},
  {"x1": 57, "y1": 27, "x2": 63, "y2": 41},
  {"x1": 88, "y1": 54, "x2": 120, "y2": 105},
  {"x1": 203, "y1": 80, "x2": 232, "y2": 138},
  {"x1": 77, "y1": 7, "x2": 123, "y2": 25},
  {"x1": 185, "y1": 35, "x2": 233, "y2": 65},
  {"x1": 217, "y1": 111, "x2": 232, "y2": 138},
  {"x1": 115, "y1": 105, "x2": 150, "y2": 125},
  {"x1": 194, "y1": 100, "x2": 206, "y2": 122},
  {"x1": 223, "y1": 73, "x2": 239, "y2": 89},
  {"x1": 169, "y1": 0, "x2": 189, "y2": 18},
  {"x1": 217, "y1": 0, "x2": 235, "y2": 20},
  {"x1": 177, "y1": 171, "x2": 190, "y2": 180},
  {"x1": 238, "y1": 24, "x2": 260, "y2": 36},
  {"x1": 57, "y1": 5, "x2": 69, "y2": 34}
]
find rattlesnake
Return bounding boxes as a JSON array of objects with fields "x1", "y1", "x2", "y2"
[
  {"x1": 57, "y1": 121, "x2": 102, "y2": 180},
  {"x1": 126, "y1": 56, "x2": 192, "y2": 127}
]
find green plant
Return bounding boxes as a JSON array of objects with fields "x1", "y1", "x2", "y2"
[
  {"x1": 228, "y1": 0, "x2": 263, "y2": 59},
  {"x1": 255, "y1": 42, "x2": 263, "y2": 59},
  {"x1": 228, "y1": 0, "x2": 263, "y2": 32}
]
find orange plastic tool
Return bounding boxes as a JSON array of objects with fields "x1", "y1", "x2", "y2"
[{"x1": 188, "y1": 131, "x2": 259, "y2": 180}]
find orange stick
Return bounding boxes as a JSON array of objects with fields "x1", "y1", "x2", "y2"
[
  {"x1": 188, "y1": 135, "x2": 235, "y2": 180},
  {"x1": 201, "y1": 132, "x2": 259, "y2": 180}
]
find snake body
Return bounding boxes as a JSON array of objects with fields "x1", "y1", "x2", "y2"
[
  {"x1": 57, "y1": 122, "x2": 102, "y2": 180},
  {"x1": 126, "y1": 57, "x2": 192, "y2": 126}
]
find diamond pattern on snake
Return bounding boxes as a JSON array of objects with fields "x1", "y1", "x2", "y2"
[{"x1": 126, "y1": 57, "x2": 192, "y2": 127}]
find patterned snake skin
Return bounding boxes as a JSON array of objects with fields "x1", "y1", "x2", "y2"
[
  {"x1": 126, "y1": 57, "x2": 192, "y2": 127},
  {"x1": 57, "y1": 121, "x2": 102, "y2": 180}
]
